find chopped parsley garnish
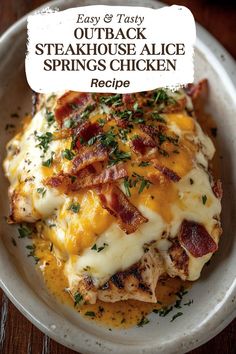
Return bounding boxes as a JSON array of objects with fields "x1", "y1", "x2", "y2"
[
  {"x1": 152, "y1": 112, "x2": 166, "y2": 123},
  {"x1": 37, "y1": 187, "x2": 46, "y2": 197},
  {"x1": 100, "y1": 94, "x2": 122, "y2": 106},
  {"x1": 109, "y1": 150, "x2": 131, "y2": 166},
  {"x1": 87, "y1": 136, "x2": 98, "y2": 146},
  {"x1": 137, "y1": 316, "x2": 150, "y2": 327},
  {"x1": 138, "y1": 161, "x2": 151, "y2": 167},
  {"x1": 68, "y1": 203, "x2": 80, "y2": 213},
  {"x1": 132, "y1": 172, "x2": 152, "y2": 194},
  {"x1": 74, "y1": 292, "x2": 83, "y2": 306},
  {"x1": 80, "y1": 104, "x2": 95, "y2": 120},
  {"x1": 133, "y1": 102, "x2": 139, "y2": 111},
  {"x1": 174, "y1": 299, "x2": 182, "y2": 309},
  {"x1": 175, "y1": 286, "x2": 188, "y2": 299},
  {"x1": 202, "y1": 195, "x2": 207, "y2": 205},
  {"x1": 62, "y1": 149, "x2": 75, "y2": 161},
  {"x1": 85, "y1": 311, "x2": 96, "y2": 317},
  {"x1": 158, "y1": 147, "x2": 169, "y2": 157},
  {"x1": 45, "y1": 109, "x2": 55, "y2": 127},
  {"x1": 155, "y1": 306, "x2": 173, "y2": 317},
  {"x1": 118, "y1": 128, "x2": 131, "y2": 143},
  {"x1": 184, "y1": 299, "x2": 193, "y2": 306},
  {"x1": 133, "y1": 102, "x2": 144, "y2": 115},
  {"x1": 170, "y1": 312, "x2": 183, "y2": 322},
  {"x1": 26, "y1": 244, "x2": 39, "y2": 264},
  {"x1": 97, "y1": 118, "x2": 106, "y2": 126},
  {"x1": 35, "y1": 132, "x2": 53, "y2": 153},
  {"x1": 154, "y1": 89, "x2": 170, "y2": 103},
  {"x1": 152, "y1": 286, "x2": 191, "y2": 322},
  {"x1": 124, "y1": 177, "x2": 131, "y2": 197},
  {"x1": 91, "y1": 243, "x2": 108, "y2": 252},
  {"x1": 42, "y1": 152, "x2": 54, "y2": 167},
  {"x1": 124, "y1": 173, "x2": 152, "y2": 196},
  {"x1": 63, "y1": 117, "x2": 77, "y2": 129},
  {"x1": 18, "y1": 224, "x2": 32, "y2": 238}
]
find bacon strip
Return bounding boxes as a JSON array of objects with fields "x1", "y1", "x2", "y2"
[
  {"x1": 71, "y1": 164, "x2": 127, "y2": 190},
  {"x1": 55, "y1": 91, "x2": 93, "y2": 126},
  {"x1": 131, "y1": 135, "x2": 156, "y2": 155},
  {"x1": 72, "y1": 143, "x2": 108, "y2": 173},
  {"x1": 46, "y1": 164, "x2": 127, "y2": 192},
  {"x1": 97, "y1": 184, "x2": 148, "y2": 234},
  {"x1": 154, "y1": 164, "x2": 180, "y2": 182},
  {"x1": 74, "y1": 121, "x2": 101, "y2": 143},
  {"x1": 122, "y1": 94, "x2": 135, "y2": 107},
  {"x1": 179, "y1": 220, "x2": 218, "y2": 258}
]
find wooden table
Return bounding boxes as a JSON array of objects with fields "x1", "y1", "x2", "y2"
[{"x1": 0, "y1": 1, "x2": 235, "y2": 353}]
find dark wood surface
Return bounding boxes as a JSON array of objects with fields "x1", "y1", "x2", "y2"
[{"x1": 0, "y1": 1, "x2": 235, "y2": 353}]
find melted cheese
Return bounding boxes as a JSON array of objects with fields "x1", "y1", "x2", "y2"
[
  {"x1": 4, "y1": 93, "x2": 222, "y2": 294},
  {"x1": 65, "y1": 207, "x2": 165, "y2": 286}
]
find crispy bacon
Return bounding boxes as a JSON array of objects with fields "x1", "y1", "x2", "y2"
[
  {"x1": 71, "y1": 164, "x2": 127, "y2": 190},
  {"x1": 72, "y1": 143, "x2": 108, "y2": 173},
  {"x1": 46, "y1": 172, "x2": 67, "y2": 189},
  {"x1": 154, "y1": 164, "x2": 180, "y2": 182},
  {"x1": 179, "y1": 220, "x2": 218, "y2": 257},
  {"x1": 212, "y1": 179, "x2": 223, "y2": 199},
  {"x1": 122, "y1": 94, "x2": 135, "y2": 107},
  {"x1": 97, "y1": 184, "x2": 148, "y2": 234},
  {"x1": 55, "y1": 91, "x2": 93, "y2": 126},
  {"x1": 74, "y1": 121, "x2": 102, "y2": 149},
  {"x1": 46, "y1": 164, "x2": 127, "y2": 192},
  {"x1": 131, "y1": 135, "x2": 156, "y2": 155}
]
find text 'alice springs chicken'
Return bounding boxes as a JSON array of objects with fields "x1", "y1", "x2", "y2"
[{"x1": 4, "y1": 81, "x2": 222, "y2": 305}]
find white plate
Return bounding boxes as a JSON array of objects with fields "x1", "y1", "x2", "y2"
[{"x1": 0, "y1": 1, "x2": 235, "y2": 353}]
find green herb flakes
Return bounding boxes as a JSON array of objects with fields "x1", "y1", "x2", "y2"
[
  {"x1": 68, "y1": 203, "x2": 81, "y2": 213},
  {"x1": 170, "y1": 312, "x2": 183, "y2": 322},
  {"x1": 62, "y1": 149, "x2": 75, "y2": 161},
  {"x1": 74, "y1": 292, "x2": 83, "y2": 306},
  {"x1": 45, "y1": 109, "x2": 55, "y2": 127},
  {"x1": 35, "y1": 132, "x2": 53, "y2": 153},
  {"x1": 18, "y1": 224, "x2": 32, "y2": 238},
  {"x1": 137, "y1": 316, "x2": 150, "y2": 327},
  {"x1": 37, "y1": 187, "x2": 46, "y2": 197},
  {"x1": 202, "y1": 195, "x2": 207, "y2": 205},
  {"x1": 85, "y1": 311, "x2": 96, "y2": 317}
]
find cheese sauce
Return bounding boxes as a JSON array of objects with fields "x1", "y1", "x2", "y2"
[{"x1": 34, "y1": 238, "x2": 190, "y2": 328}]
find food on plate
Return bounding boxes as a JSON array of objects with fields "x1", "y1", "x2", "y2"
[{"x1": 4, "y1": 80, "x2": 222, "y2": 326}]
